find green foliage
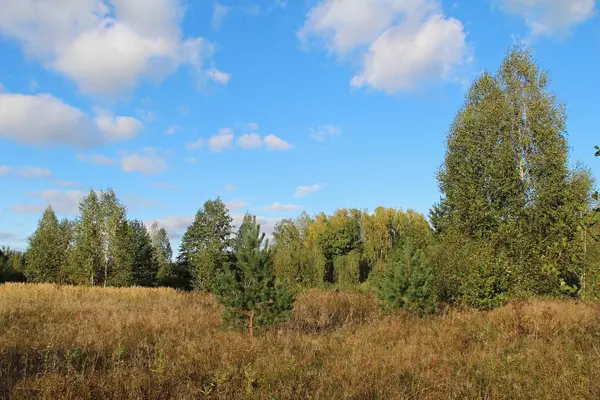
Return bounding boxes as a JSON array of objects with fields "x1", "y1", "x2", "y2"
[
  {"x1": 178, "y1": 198, "x2": 233, "y2": 291},
  {"x1": 128, "y1": 220, "x2": 156, "y2": 287},
  {"x1": 68, "y1": 190, "x2": 104, "y2": 285},
  {"x1": 377, "y1": 243, "x2": 438, "y2": 315},
  {"x1": 25, "y1": 206, "x2": 70, "y2": 283},
  {"x1": 213, "y1": 215, "x2": 294, "y2": 335},
  {"x1": 434, "y1": 46, "x2": 592, "y2": 304},
  {"x1": 150, "y1": 221, "x2": 174, "y2": 287},
  {"x1": 0, "y1": 247, "x2": 26, "y2": 283}
]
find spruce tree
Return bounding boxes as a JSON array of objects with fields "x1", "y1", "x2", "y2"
[
  {"x1": 24, "y1": 206, "x2": 69, "y2": 283},
  {"x1": 178, "y1": 198, "x2": 233, "y2": 291},
  {"x1": 213, "y1": 215, "x2": 294, "y2": 335}
]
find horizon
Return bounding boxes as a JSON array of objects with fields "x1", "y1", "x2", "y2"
[{"x1": 1, "y1": 0, "x2": 599, "y2": 252}]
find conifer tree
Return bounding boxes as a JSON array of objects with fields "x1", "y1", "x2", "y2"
[
  {"x1": 25, "y1": 206, "x2": 69, "y2": 283},
  {"x1": 377, "y1": 243, "x2": 438, "y2": 315},
  {"x1": 178, "y1": 198, "x2": 233, "y2": 291},
  {"x1": 213, "y1": 215, "x2": 294, "y2": 335}
]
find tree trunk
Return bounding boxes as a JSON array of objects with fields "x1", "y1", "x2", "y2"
[{"x1": 248, "y1": 310, "x2": 255, "y2": 336}]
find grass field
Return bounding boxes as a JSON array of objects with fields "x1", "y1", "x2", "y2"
[{"x1": 2, "y1": 283, "x2": 600, "y2": 399}]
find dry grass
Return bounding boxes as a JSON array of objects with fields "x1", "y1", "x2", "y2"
[{"x1": 1, "y1": 284, "x2": 600, "y2": 399}]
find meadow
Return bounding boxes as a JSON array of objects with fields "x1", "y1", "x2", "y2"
[{"x1": 2, "y1": 283, "x2": 600, "y2": 399}]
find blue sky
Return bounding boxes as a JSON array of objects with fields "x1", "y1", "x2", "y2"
[{"x1": 0, "y1": 0, "x2": 598, "y2": 251}]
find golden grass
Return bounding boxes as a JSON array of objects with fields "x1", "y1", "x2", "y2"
[{"x1": 2, "y1": 283, "x2": 600, "y2": 399}]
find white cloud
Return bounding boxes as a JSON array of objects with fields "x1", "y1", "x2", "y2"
[
  {"x1": 77, "y1": 148, "x2": 167, "y2": 174},
  {"x1": 29, "y1": 80, "x2": 39, "y2": 92},
  {"x1": 121, "y1": 148, "x2": 167, "y2": 174},
  {"x1": 208, "y1": 128, "x2": 234, "y2": 152},
  {"x1": 136, "y1": 108, "x2": 157, "y2": 123},
  {"x1": 94, "y1": 108, "x2": 143, "y2": 142},
  {"x1": 186, "y1": 138, "x2": 204, "y2": 151},
  {"x1": 238, "y1": 133, "x2": 263, "y2": 149},
  {"x1": 212, "y1": 3, "x2": 231, "y2": 29},
  {"x1": 497, "y1": 0, "x2": 596, "y2": 37},
  {"x1": 0, "y1": 92, "x2": 141, "y2": 147},
  {"x1": 151, "y1": 182, "x2": 179, "y2": 189},
  {"x1": 263, "y1": 202, "x2": 302, "y2": 211},
  {"x1": 185, "y1": 157, "x2": 197, "y2": 164},
  {"x1": 165, "y1": 126, "x2": 177, "y2": 135},
  {"x1": 18, "y1": 167, "x2": 52, "y2": 179},
  {"x1": 124, "y1": 194, "x2": 165, "y2": 209},
  {"x1": 225, "y1": 183, "x2": 236, "y2": 191},
  {"x1": 12, "y1": 189, "x2": 87, "y2": 215},
  {"x1": 310, "y1": 125, "x2": 341, "y2": 142},
  {"x1": 0, "y1": 166, "x2": 53, "y2": 179},
  {"x1": 264, "y1": 134, "x2": 292, "y2": 150},
  {"x1": 52, "y1": 180, "x2": 84, "y2": 188},
  {"x1": 0, "y1": 0, "x2": 228, "y2": 95},
  {"x1": 226, "y1": 201, "x2": 249, "y2": 210},
  {"x1": 294, "y1": 184, "x2": 323, "y2": 198},
  {"x1": 298, "y1": 0, "x2": 471, "y2": 93},
  {"x1": 206, "y1": 68, "x2": 231, "y2": 84},
  {"x1": 149, "y1": 214, "x2": 195, "y2": 239},
  {"x1": 247, "y1": 5, "x2": 261, "y2": 15},
  {"x1": 0, "y1": 166, "x2": 11, "y2": 176},
  {"x1": 245, "y1": 122, "x2": 259, "y2": 131},
  {"x1": 76, "y1": 154, "x2": 118, "y2": 166}
]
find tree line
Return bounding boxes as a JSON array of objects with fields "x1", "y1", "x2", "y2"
[{"x1": 2, "y1": 47, "x2": 600, "y2": 323}]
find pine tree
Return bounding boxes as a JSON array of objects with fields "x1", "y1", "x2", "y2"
[
  {"x1": 24, "y1": 206, "x2": 69, "y2": 283},
  {"x1": 377, "y1": 243, "x2": 438, "y2": 315},
  {"x1": 213, "y1": 215, "x2": 294, "y2": 335},
  {"x1": 178, "y1": 198, "x2": 233, "y2": 291}
]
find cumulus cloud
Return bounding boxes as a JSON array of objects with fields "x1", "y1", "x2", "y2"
[
  {"x1": 212, "y1": 3, "x2": 231, "y2": 30},
  {"x1": 121, "y1": 148, "x2": 167, "y2": 174},
  {"x1": 294, "y1": 184, "x2": 323, "y2": 198},
  {"x1": 208, "y1": 128, "x2": 234, "y2": 152},
  {"x1": 262, "y1": 202, "x2": 302, "y2": 211},
  {"x1": 0, "y1": 92, "x2": 142, "y2": 147},
  {"x1": 298, "y1": 0, "x2": 472, "y2": 92},
  {"x1": 77, "y1": 148, "x2": 167, "y2": 174},
  {"x1": 310, "y1": 125, "x2": 341, "y2": 142},
  {"x1": 237, "y1": 133, "x2": 263, "y2": 149},
  {"x1": 226, "y1": 201, "x2": 248, "y2": 210},
  {"x1": 52, "y1": 180, "x2": 84, "y2": 188},
  {"x1": 185, "y1": 138, "x2": 204, "y2": 151},
  {"x1": 264, "y1": 134, "x2": 292, "y2": 150},
  {"x1": 497, "y1": 0, "x2": 596, "y2": 37},
  {"x1": 76, "y1": 154, "x2": 118, "y2": 166},
  {"x1": 0, "y1": 0, "x2": 229, "y2": 95},
  {"x1": 0, "y1": 166, "x2": 53, "y2": 179},
  {"x1": 12, "y1": 189, "x2": 87, "y2": 215},
  {"x1": 94, "y1": 108, "x2": 144, "y2": 142}
]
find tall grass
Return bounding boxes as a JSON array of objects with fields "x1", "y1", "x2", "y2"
[{"x1": 1, "y1": 283, "x2": 600, "y2": 399}]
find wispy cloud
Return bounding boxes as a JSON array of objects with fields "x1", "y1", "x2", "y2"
[{"x1": 294, "y1": 184, "x2": 323, "y2": 198}]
